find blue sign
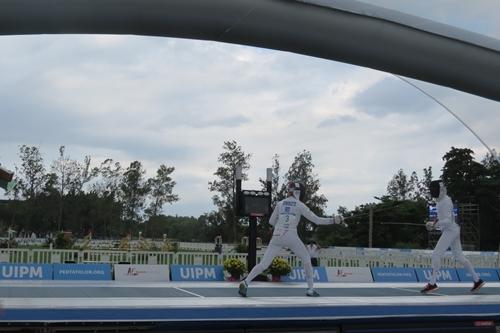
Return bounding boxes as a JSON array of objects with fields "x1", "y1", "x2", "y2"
[
  {"x1": 371, "y1": 268, "x2": 417, "y2": 282},
  {"x1": 415, "y1": 268, "x2": 459, "y2": 282},
  {"x1": 281, "y1": 267, "x2": 328, "y2": 282},
  {"x1": 170, "y1": 265, "x2": 224, "y2": 281},
  {"x1": 53, "y1": 264, "x2": 112, "y2": 280},
  {"x1": 428, "y1": 206, "x2": 458, "y2": 220},
  {"x1": 0, "y1": 263, "x2": 52, "y2": 280},
  {"x1": 456, "y1": 268, "x2": 499, "y2": 282},
  {"x1": 428, "y1": 206, "x2": 437, "y2": 219}
]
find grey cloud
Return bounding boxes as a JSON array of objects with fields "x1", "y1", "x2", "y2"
[
  {"x1": 273, "y1": 103, "x2": 309, "y2": 119},
  {"x1": 155, "y1": 103, "x2": 250, "y2": 129},
  {"x1": 82, "y1": 134, "x2": 194, "y2": 162},
  {"x1": 166, "y1": 176, "x2": 214, "y2": 216},
  {"x1": 317, "y1": 115, "x2": 357, "y2": 128},
  {"x1": 0, "y1": 86, "x2": 82, "y2": 144},
  {"x1": 163, "y1": 200, "x2": 212, "y2": 217},
  {"x1": 194, "y1": 115, "x2": 250, "y2": 128},
  {"x1": 0, "y1": 81, "x2": 195, "y2": 161},
  {"x1": 351, "y1": 77, "x2": 435, "y2": 117},
  {"x1": 175, "y1": 114, "x2": 250, "y2": 129},
  {"x1": 1, "y1": 36, "x2": 143, "y2": 77}
]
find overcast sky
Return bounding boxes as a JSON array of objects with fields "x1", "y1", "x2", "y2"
[{"x1": 0, "y1": 0, "x2": 499, "y2": 217}]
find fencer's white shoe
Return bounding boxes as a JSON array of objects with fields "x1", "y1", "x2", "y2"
[
  {"x1": 306, "y1": 288, "x2": 320, "y2": 297},
  {"x1": 471, "y1": 279, "x2": 485, "y2": 292},
  {"x1": 420, "y1": 283, "x2": 438, "y2": 293},
  {"x1": 238, "y1": 280, "x2": 248, "y2": 297}
]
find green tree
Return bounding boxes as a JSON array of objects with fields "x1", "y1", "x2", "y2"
[
  {"x1": 119, "y1": 161, "x2": 150, "y2": 224},
  {"x1": 10, "y1": 145, "x2": 48, "y2": 233},
  {"x1": 282, "y1": 150, "x2": 327, "y2": 212},
  {"x1": 441, "y1": 146, "x2": 500, "y2": 250},
  {"x1": 92, "y1": 159, "x2": 122, "y2": 198},
  {"x1": 408, "y1": 171, "x2": 419, "y2": 200},
  {"x1": 481, "y1": 151, "x2": 500, "y2": 180},
  {"x1": 441, "y1": 147, "x2": 485, "y2": 201},
  {"x1": 144, "y1": 215, "x2": 210, "y2": 242},
  {"x1": 387, "y1": 169, "x2": 413, "y2": 200},
  {"x1": 51, "y1": 146, "x2": 96, "y2": 231},
  {"x1": 477, "y1": 150, "x2": 500, "y2": 250},
  {"x1": 387, "y1": 168, "x2": 433, "y2": 201},
  {"x1": 317, "y1": 199, "x2": 428, "y2": 249},
  {"x1": 417, "y1": 166, "x2": 433, "y2": 202},
  {"x1": 267, "y1": 154, "x2": 282, "y2": 208},
  {"x1": 372, "y1": 198, "x2": 428, "y2": 249},
  {"x1": 208, "y1": 140, "x2": 251, "y2": 242},
  {"x1": 198, "y1": 211, "x2": 226, "y2": 242},
  {"x1": 146, "y1": 164, "x2": 179, "y2": 217},
  {"x1": 315, "y1": 206, "x2": 353, "y2": 247},
  {"x1": 257, "y1": 154, "x2": 281, "y2": 243},
  {"x1": 89, "y1": 159, "x2": 124, "y2": 236},
  {"x1": 17, "y1": 145, "x2": 46, "y2": 199},
  {"x1": 84, "y1": 192, "x2": 123, "y2": 238},
  {"x1": 280, "y1": 150, "x2": 328, "y2": 240}
]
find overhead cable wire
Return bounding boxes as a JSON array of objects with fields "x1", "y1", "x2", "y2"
[{"x1": 394, "y1": 75, "x2": 499, "y2": 163}]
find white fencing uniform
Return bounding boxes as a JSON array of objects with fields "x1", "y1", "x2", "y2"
[
  {"x1": 430, "y1": 184, "x2": 479, "y2": 285},
  {"x1": 307, "y1": 243, "x2": 320, "y2": 266},
  {"x1": 244, "y1": 195, "x2": 337, "y2": 289}
]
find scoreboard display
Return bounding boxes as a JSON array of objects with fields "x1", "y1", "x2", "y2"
[{"x1": 240, "y1": 190, "x2": 271, "y2": 216}]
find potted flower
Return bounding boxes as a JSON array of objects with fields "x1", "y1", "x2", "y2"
[
  {"x1": 223, "y1": 258, "x2": 246, "y2": 281},
  {"x1": 268, "y1": 257, "x2": 291, "y2": 282}
]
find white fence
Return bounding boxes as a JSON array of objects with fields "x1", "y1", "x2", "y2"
[
  {"x1": 1, "y1": 238, "x2": 237, "y2": 252},
  {"x1": 0, "y1": 247, "x2": 498, "y2": 268}
]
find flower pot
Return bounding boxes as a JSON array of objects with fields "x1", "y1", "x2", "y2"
[{"x1": 271, "y1": 275, "x2": 281, "y2": 282}]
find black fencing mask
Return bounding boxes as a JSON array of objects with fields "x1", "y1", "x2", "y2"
[{"x1": 429, "y1": 180, "x2": 442, "y2": 198}]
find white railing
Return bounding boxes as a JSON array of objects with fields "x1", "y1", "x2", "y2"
[
  {"x1": 2, "y1": 238, "x2": 240, "y2": 252},
  {"x1": 0, "y1": 247, "x2": 498, "y2": 268}
]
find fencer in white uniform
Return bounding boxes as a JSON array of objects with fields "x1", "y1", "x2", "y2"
[
  {"x1": 239, "y1": 182, "x2": 345, "y2": 297},
  {"x1": 421, "y1": 180, "x2": 484, "y2": 293}
]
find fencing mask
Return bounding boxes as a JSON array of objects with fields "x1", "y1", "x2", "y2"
[
  {"x1": 287, "y1": 181, "x2": 305, "y2": 201},
  {"x1": 429, "y1": 180, "x2": 442, "y2": 199}
]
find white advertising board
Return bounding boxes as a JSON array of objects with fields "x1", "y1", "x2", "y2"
[
  {"x1": 114, "y1": 264, "x2": 170, "y2": 282},
  {"x1": 326, "y1": 267, "x2": 373, "y2": 282}
]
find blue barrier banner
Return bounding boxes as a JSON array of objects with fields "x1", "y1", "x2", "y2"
[
  {"x1": 456, "y1": 268, "x2": 499, "y2": 282},
  {"x1": 0, "y1": 263, "x2": 52, "y2": 280},
  {"x1": 53, "y1": 264, "x2": 112, "y2": 280},
  {"x1": 281, "y1": 267, "x2": 328, "y2": 282},
  {"x1": 415, "y1": 268, "x2": 459, "y2": 282},
  {"x1": 170, "y1": 265, "x2": 224, "y2": 281},
  {"x1": 371, "y1": 268, "x2": 417, "y2": 282}
]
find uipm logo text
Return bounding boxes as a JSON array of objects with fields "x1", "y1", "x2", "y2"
[
  {"x1": 1, "y1": 265, "x2": 44, "y2": 279},
  {"x1": 180, "y1": 267, "x2": 217, "y2": 280}
]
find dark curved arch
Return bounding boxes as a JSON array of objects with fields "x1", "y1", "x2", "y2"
[{"x1": 1, "y1": 0, "x2": 499, "y2": 102}]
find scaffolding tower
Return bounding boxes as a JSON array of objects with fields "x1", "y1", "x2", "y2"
[{"x1": 427, "y1": 202, "x2": 480, "y2": 251}]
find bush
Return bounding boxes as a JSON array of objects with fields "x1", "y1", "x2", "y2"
[
  {"x1": 0, "y1": 239, "x2": 17, "y2": 248},
  {"x1": 233, "y1": 243, "x2": 248, "y2": 253},
  {"x1": 268, "y1": 257, "x2": 291, "y2": 276},
  {"x1": 223, "y1": 258, "x2": 246, "y2": 277},
  {"x1": 168, "y1": 241, "x2": 179, "y2": 252},
  {"x1": 54, "y1": 232, "x2": 74, "y2": 249}
]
